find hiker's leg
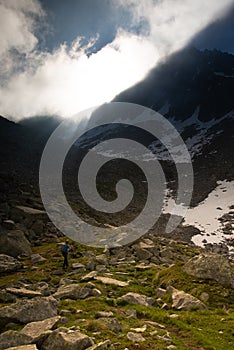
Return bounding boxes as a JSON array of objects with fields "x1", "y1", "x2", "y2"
[
  {"x1": 65, "y1": 253, "x2": 68, "y2": 268},
  {"x1": 62, "y1": 252, "x2": 66, "y2": 269}
]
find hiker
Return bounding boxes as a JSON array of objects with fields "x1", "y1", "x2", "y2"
[{"x1": 61, "y1": 240, "x2": 70, "y2": 270}]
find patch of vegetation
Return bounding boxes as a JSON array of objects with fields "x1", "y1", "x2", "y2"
[{"x1": 1, "y1": 240, "x2": 234, "y2": 349}]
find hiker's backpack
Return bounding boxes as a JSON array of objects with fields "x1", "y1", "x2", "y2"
[{"x1": 61, "y1": 244, "x2": 67, "y2": 254}]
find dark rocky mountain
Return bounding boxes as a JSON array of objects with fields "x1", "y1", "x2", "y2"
[
  {"x1": 77, "y1": 47, "x2": 234, "y2": 206},
  {"x1": 0, "y1": 47, "x2": 233, "y2": 212},
  {"x1": 115, "y1": 47, "x2": 234, "y2": 122},
  {"x1": 0, "y1": 116, "x2": 61, "y2": 184}
]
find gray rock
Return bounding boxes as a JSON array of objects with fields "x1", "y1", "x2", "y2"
[
  {"x1": 145, "y1": 320, "x2": 165, "y2": 329},
  {"x1": 59, "y1": 278, "x2": 76, "y2": 286},
  {"x1": 183, "y1": 253, "x2": 234, "y2": 288},
  {"x1": 0, "y1": 297, "x2": 57, "y2": 327},
  {"x1": 156, "y1": 288, "x2": 167, "y2": 297},
  {"x1": 125, "y1": 309, "x2": 137, "y2": 318},
  {"x1": 136, "y1": 263, "x2": 157, "y2": 270},
  {"x1": 59, "y1": 310, "x2": 71, "y2": 316},
  {"x1": 0, "y1": 230, "x2": 32, "y2": 257},
  {"x1": 81, "y1": 271, "x2": 98, "y2": 282},
  {"x1": 95, "y1": 265, "x2": 108, "y2": 272},
  {"x1": 134, "y1": 241, "x2": 160, "y2": 257},
  {"x1": 95, "y1": 311, "x2": 114, "y2": 318},
  {"x1": 200, "y1": 292, "x2": 209, "y2": 302},
  {"x1": 92, "y1": 288, "x2": 102, "y2": 297},
  {"x1": 95, "y1": 276, "x2": 129, "y2": 287},
  {"x1": 159, "y1": 248, "x2": 176, "y2": 264},
  {"x1": 118, "y1": 292, "x2": 156, "y2": 307},
  {"x1": 36, "y1": 282, "x2": 51, "y2": 296},
  {"x1": 6, "y1": 288, "x2": 42, "y2": 299},
  {"x1": 20, "y1": 316, "x2": 61, "y2": 342},
  {"x1": 0, "y1": 254, "x2": 22, "y2": 273},
  {"x1": 161, "y1": 303, "x2": 170, "y2": 310},
  {"x1": 99, "y1": 318, "x2": 122, "y2": 333},
  {"x1": 0, "y1": 330, "x2": 32, "y2": 350},
  {"x1": 3, "y1": 220, "x2": 15, "y2": 230},
  {"x1": 169, "y1": 287, "x2": 206, "y2": 310},
  {"x1": 130, "y1": 325, "x2": 147, "y2": 333},
  {"x1": 53, "y1": 284, "x2": 93, "y2": 300},
  {"x1": 31, "y1": 254, "x2": 46, "y2": 264},
  {"x1": 31, "y1": 220, "x2": 44, "y2": 235},
  {"x1": 41, "y1": 329, "x2": 94, "y2": 350},
  {"x1": 86, "y1": 340, "x2": 111, "y2": 350},
  {"x1": 13, "y1": 206, "x2": 46, "y2": 217},
  {"x1": 86, "y1": 259, "x2": 95, "y2": 271},
  {"x1": 156, "y1": 334, "x2": 172, "y2": 343},
  {"x1": 127, "y1": 332, "x2": 145, "y2": 342},
  {"x1": 95, "y1": 254, "x2": 107, "y2": 264},
  {"x1": 5, "y1": 346, "x2": 38, "y2": 350},
  {"x1": 0, "y1": 291, "x2": 17, "y2": 303},
  {"x1": 134, "y1": 248, "x2": 153, "y2": 261},
  {"x1": 72, "y1": 263, "x2": 86, "y2": 271}
]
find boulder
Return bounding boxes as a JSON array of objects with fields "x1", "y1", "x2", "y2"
[
  {"x1": 36, "y1": 282, "x2": 51, "y2": 296},
  {"x1": 86, "y1": 340, "x2": 111, "y2": 350},
  {"x1": 41, "y1": 329, "x2": 94, "y2": 350},
  {"x1": 31, "y1": 220, "x2": 44, "y2": 235},
  {"x1": 0, "y1": 254, "x2": 22, "y2": 273},
  {"x1": 0, "y1": 291, "x2": 17, "y2": 303},
  {"x1": 183, "y1": 253, "x2": 234, "y2": 288},
  {"x1": 20, "y1": 316, "x2": 61, "y2": 342},
  {"x1": 31, "y1": 254, "x2": 46, "y2": 264},
  {"x1": 118, "y1": 292, "x2": 156, "y2": 307},
  {"x1": 98, "y1": 318, "x2": 122, "y2": 333},
  {"x1": 130, "y1": 325, "x2": 147, "y2": 333},
  {"x1": 156, "y1": 288, "x2": 167, "y2": 297},
  {"x1": 13, "y1": 206, "x2": 46, "y2": 217},
  {"x1": 2, "y1": 220, "x2": 15, "y2": 230},
  {"x1": 5, "y1": 346, "x2": 38, "y2": 350},
  {"x1": 72, "y1": 263, "x2": 86, "y2": 271},
  {"x1": 0, "y1": 330, "x2": 32, "y2": 350},
  {"x1": 133, "y1": 241, "x2": 160, "y2": 257},
  {"x1": 6, "y1": 288, "x2": 42, "y2": 299},
  {"x1": 59, "y1": 278, "x2": 76, "y2": 286},
  {"x1": 0, "y1": 230, "x2": 31, "y2": 257},
  {"x1": 95, "y1": 265, "x2": 108, "y2": 273},
  {"x1": 169, "y1": 287, "x2": 206, "y2": 310},
  {"x1": 95, "y1": 276, "x2": 129, "y2": 287},
  {"x1": 134, "y1": 248, "x2": 153, "y2": 261},
  {"x1": 81, "y1": 271, "x2": 98, "y2": 282},
  {"x1": 0, "y1": 297, "x2": 57, "y2": 327},
  {"x1": 127, "y1": 332, "x2": 145, "y2": 342},
  {"x1": 53, "y1": 284, "x2": 93, "y2": 300}
]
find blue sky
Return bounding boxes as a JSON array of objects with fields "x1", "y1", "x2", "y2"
[
  {"x1": 39, "y1": 0, "x2": 136, "y2": 52},
  {"x1": 0, "y1": 0, "x2": 233, "y2": 119},
  {"x1": 40, "y1": 0, "x2": 234, "y2": 54}
]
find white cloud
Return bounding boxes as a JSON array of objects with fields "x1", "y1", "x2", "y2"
[
  {"x1": 0, "y1": 0, "x2": 44, "y2": 81},
  {"x1": 0, "y1": 31, "x2": 159, "y2": 118},
  {"x1": 0, "y1": 0, "x2": 42, "y2": 56},
  {"x1": 0, "y1": 0, "x2": 233, "y2": 119},
  {"x1": 117, "y1": 0, "x2": 233, "y2": 55}
]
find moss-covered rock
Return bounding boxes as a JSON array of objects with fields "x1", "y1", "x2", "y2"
[
  {"x1": 41, "y1": 329, "x2": 94, "y2": 350},
  {"x1": 183, "y1": 253, "x2": 234, "y2": 288},
  {"x1": 0, "y1": 297, "x2": 58, "y2": 328}
]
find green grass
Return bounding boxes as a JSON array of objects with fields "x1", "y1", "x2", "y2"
[{"x1": 1, "y1": 240, "x2": 234, "y2": 349}]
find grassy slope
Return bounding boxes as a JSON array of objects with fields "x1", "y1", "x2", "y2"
[{"x1": 0, "y1": 241, "x2": 234, "y2": 350}]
